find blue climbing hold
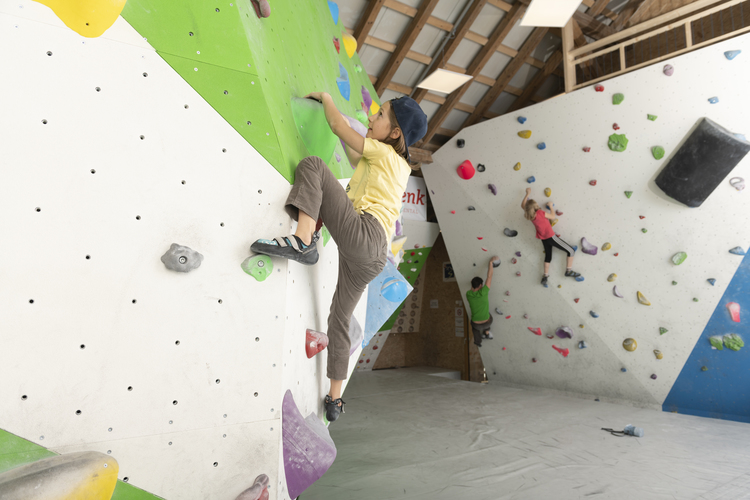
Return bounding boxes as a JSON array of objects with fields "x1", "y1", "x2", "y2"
[
  {"x1": 527, "y1": 176, "x2": 535, "y2": 183},
  {"x1": 518, "y1": 116, "x2": 527, "y2": 124},
  {"x1": 336, "y1": 63, "x2": 350, "y2": 101},
  {"x1": 537, "y1": 142, "x2": 546, "y2": 150},
  {"x1": 725, "y1": 50, "x2": 741, "y2": 60},
  {"x1": 621, "y1": 367, "x2": 627, "y2": 372},
  {"x1": 729, "y1": 246, "x2": 746, "y2": 255},
  {"x1": 381, "y1": 277, "x2": 408, "y2": 302},
  {"x1": 575, "y1": 276, "x2": 585, "y2": 282},
  {"x1": 327, "y1": 1, "x2": 339, "y2": 24},
  {"x1": 572, "y1": 245, "x2": 578, "y2": 252},
  {"x1": 590, "y1": 311, "x2": 599, "y2": 318},
  {"x1": 708, "y1": 278, "x2": 716, "y2": 286},
  {"x1": 708, "y1": 96, "x2": 719, "y2": 104}
]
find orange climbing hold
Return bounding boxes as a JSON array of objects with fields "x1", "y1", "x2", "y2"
[{"x1": 305, "y1": 329, "x2": 329, "y2": 358}]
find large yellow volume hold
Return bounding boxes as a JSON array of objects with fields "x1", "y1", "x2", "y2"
[
  {"x1": 34, "y1": 0, "x2": 127, "y2": 38},
  {"x1": 342, "y1": 32, "x2": 358, "y2": 58}
]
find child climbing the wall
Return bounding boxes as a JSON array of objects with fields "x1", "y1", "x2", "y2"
[
  {"x1": 467, "y1": 256, "x2": 500, "y2": 347},
  {"x1": 251, "y1": 93, "x2": 427, "y2": 422},
  {"x1": 521, "y1": 188, "x2": 582, "y2": 287}
]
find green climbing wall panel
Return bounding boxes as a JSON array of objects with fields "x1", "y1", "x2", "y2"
[{"x1": 121, "y1": 0, "x2": 378, "y2": 183}]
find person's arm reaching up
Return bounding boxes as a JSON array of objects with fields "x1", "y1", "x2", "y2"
[
  {"x1": 486, "y1": 256, "x2": 498, "y2": 289},
  {"x1": 521, "y1": 188, "x2": 530, "y2": 211}
]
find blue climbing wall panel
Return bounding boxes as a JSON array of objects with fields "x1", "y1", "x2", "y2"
[{"x1": 663, "y1": 250, "x2": 750, "y2": 423}]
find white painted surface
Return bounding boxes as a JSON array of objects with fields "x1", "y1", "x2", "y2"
[
  {"x1": 422, "y1": 33, "x2": 750, "y2": 408},
  {"x1": 0, "y1": 4, "x2": 354, "y2": 499}
]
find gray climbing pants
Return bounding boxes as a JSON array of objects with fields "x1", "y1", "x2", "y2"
[
  {"x1": 285, "y1": 156, "x2": 388, "y2": 380},
  {"x1": 470, "y1": 313, "x2": 493, "y2": 346}
]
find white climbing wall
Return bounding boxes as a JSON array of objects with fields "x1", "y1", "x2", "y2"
[
  {"x1": 423, "y1": 33, "x2": 750, "y2": 409},
  {"x1": 0, "y1": 3, "x2": 361, "y2": 499}
]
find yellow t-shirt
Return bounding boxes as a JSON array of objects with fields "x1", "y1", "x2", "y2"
[{"x1": 346, "y1": 138, "x2": 411, "y2": 239}]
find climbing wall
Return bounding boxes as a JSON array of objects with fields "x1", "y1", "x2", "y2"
[
  {"x1": 0, "y1": 1, "x2": 384, "y2": 498},
  {"x1": 422, "y1": 33, "x2": 750, "y2": 413}
]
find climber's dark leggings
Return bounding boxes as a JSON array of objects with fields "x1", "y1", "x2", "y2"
[{"x1": 542, "y1": 235, "x2": 574, "y2": 263}]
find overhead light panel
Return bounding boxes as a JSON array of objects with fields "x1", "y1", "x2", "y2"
[
  {"x1": 520, "y1": 0, "x2": 583, "y2": 27},
  {"x1": 416, "y1": 68, "x2": 473, "y2": 94}
]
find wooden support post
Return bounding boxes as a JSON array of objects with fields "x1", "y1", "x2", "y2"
[{"x1": 561, "y1": 19, "x2": 575, "y2": 93}]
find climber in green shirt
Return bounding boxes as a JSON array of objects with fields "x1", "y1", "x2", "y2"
[{"x1": 466, "y1": 256, "x2": 499, "y2": 347}]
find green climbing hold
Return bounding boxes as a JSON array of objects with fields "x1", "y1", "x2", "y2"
[
  {"x1": 723, "y1": 334, "x2": 744, "y2": 351},
  {"x1": 642, "y1": 228, "x2": 648, "y2": 233},
  {"x1": 693, "y1": 297, "x2": 699, "y2": 302},
  {"x1": 322, "y1": 226, "x2": 331, "y2": 247},
  {"x1": 672, "y1": 281, "x2": 678, "y2": 285},
  {"x1": 652, "y1": 146, "x2": 665, "y2": 160},
  {"x1": 648, "y1": 114, "x2": 657, "y2": 121},
  {"x1": 624, "y1": 191, "x2": 633, "y2": 198},
  {"x1": 608, "y1": 133, "x2": 629, "y2": 152},
  {"x1": 241, "y1": 254, "x2": 273, "y2": 282},
  {"x1": 355, "y1": 110, "x2": 369, "y2": 128},
  {"x1": 613, "y1": 93, "x2": 624, "y2": 105},
  {"x1": 659, "y1": 327, "x2": 668, "y2": 335},
  {"x1": 291, "y1": 97, "x2": 338, "y2": 164},
  {"x1": 671, "y1": 252, "x2": 687, "y2": 265},
  {"x1": 710, "y1": 336, "x2": 724, "y2": 350},
  {"x1": 701, "y1": 366, "x2": 708, "y2": 371}
]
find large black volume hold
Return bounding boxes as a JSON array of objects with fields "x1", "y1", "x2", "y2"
[{"x1": 655, "y1": 117, "x2": 750, "y2": 207}]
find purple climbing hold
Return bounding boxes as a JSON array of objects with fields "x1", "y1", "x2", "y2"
[
  {"x1": 650, "y1": 374, "x2": 658, "y2": 380},
  {"x1": 395, "y1": 220, "x2": 402, "y2": 237},
  {"x1": 515, "y1": 251, "x2": 522, "y2": 257},
  {"x1": 555, "y1": 326, "x2": 573, "y2": 339},
  {"x1": 335, "y1": 152, "x2": 341, "y2": 162},
  {"x1": 361, "y1": 86, "x2": 372, "y2": 110},
  {"x1": 730, "y1": 177, "x2": 745, "y2": 191},
  {"x1": 663, "y1": 64, "x2": 674, "y2": 76},
  {"x1": 613, "y1": 285, "x2": 623, "y2": 298},
  {"x1": 282, "y1": 390, "x2": 337, "y2": 499},
  {"x1": 488, "y1": 184, "x2": 497, "y2": 195},
  {"x1": 581, "y1": 237, "x2": 598, "y2": 255}
]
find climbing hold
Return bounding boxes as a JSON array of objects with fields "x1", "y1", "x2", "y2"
[
  {"x1": 729, "y1": 246, "x2": 746, "y2": 255},
  {"x1": 477, "y1": 237, "x2": 483, "y2": 240},
  {"x1": 305, "y1": 329, "x2": 329, "y2": 358},
  {"x1": 614, "y1": 253, "x2": 619, "y2": 256},
  {"x1": 327, "y1": 0, "x2": 339, "y2": 24},
  {"x1": 724, "y1": 333, "x2": 744, "y2": 351},
  {"x1": 650, "y1": 374, "x2": 658, "y2": 380},
  {"x1": 654, "y1": 350, "x2": 663, "y2": 360},
  {"x1": 708, "y1": 96, "x2": 719, "y2": 104},
  {"x1": 370, "y1": 100, "x2": 380, "y2": 115},
  {"x1": 574, "y1": 298, "x2": 580, "y2": 303},
  {"x1": 495, "y1": 308, "x2": 503, "y2": 315},
  {"x1": 663, "y1": 64, "x2": 674, "y2": 76},
  {"x1": 607, "y1": 273, "x2": 617, "y2": 282},
  {"x1": 637, "y1": 291, "x2": 651, "y2": 306},
  {"x1": 575, "y1": 276, "x2": 584, "y2": 282},
  {"x1": 613, "y1": 286, "x2": 623, "y2": 298},
  {"x1": 532, "y1": 358, "x2": 537, "y2": 363},
  {"x1": 523, "y1": 314, "x2": 529, "y2": 319},
  {"x1": 730, "y1": 177, "x2": 746, "y2": 191},
  {"x1": 511, "y1": 258, "x2": 517, "y2": 264},
  {"x1": 505, "y1": 291, "x2": 510, "y2": 296},
  {"x1": 477, "y1": 164, "x2": 486, "y2": 172},
  {"x1": 621, "y1": 368, "x2": 627, "y2": 372},
  {"x1": 381, "y1": 277, "x2": 408, "y2": 302},
  {"x1": 518, "y1": 130, "x2": 532, "y2": 139},
  {"x1": 652, "y1": 146, "x2": 665, "y2": 160},
  {"x1": 527, "y1": 176, "x2": 536, "y2": 183},
  {"x1": 602, "y1": 243, "x2": 611, "y2": 251},
  {"x1": 335, "y1": 152, "x2": 341, "y2": 162},
  {"x1": 578, "y1": 341, "x2": 588, "y2": 349},
  {"x1": 34, "y1": 0, "x2": 126, "y2": 37},
  {"x1": 235, "y1": 473, "x2": 270, "y2": 500},
  {"x1": 708, "y1": 278, "x2": 716, "y2": 286},
  {"x1": 336, "y1": 63, "x2": 350, "y2": 100},
  {"x1": 457, "y1": 160, "x2": 475, "y2": 180},
  {"x1": 710, "y1": 335, "x2": 724, "y2": 350},
  {"x1": 550, "y1": 219, "x2": 558, "y2": 227},
  {"x1": 622, "y1": 338, "x2": 637, "y2": 351},
  {"x1": 161, "y1": 243, "x2": 203, "y2": 272},
  {"x1": 505, "y1": 316, "x2": 511, "y2": 319},
  {"x1": 724, "y1": 50, "x2": 741, "y2": 60},
  {"x1": 468, "y1": 206, "x2": 476, "y2": 211},
  {"x1": 342, "y1": 32, "x2": 357, "y2": 58},
  {"x1": 492, "y1": 258, "x2": 501, "y2": 268},
  {"x1": 555, "y1": 326, "x2": 573, "y2": 339},
  {"x1": 558, "y1": 284, "x2": 563, "y2": 288},
  {"x1": 457, "y1": 139, "x2": 465, "y2": 148},
  {"x1": 612, "y1": 93, "x2": 624, "y2": 105},
  {"x1": 572, "y1": 245, "x2": 578, "y2": 252},
  {"x1": 590, "y1": 311, "x2": 599, "y2": 318},
  {"x1": 504, "y1": 228, "x2": 518, "y2": 237},
  {"x1": 608, "y1": 133, "x2": 629, "y2": 152},
  {"x1": 589, "y1": 180, "x2": 597, "y2": 186},
  {"x1": 642, "y1": 228, "x2": 648, "y2": 233},
  {"x1": 450, "y1": 210, "x2": 455, "y2": 214},
  {"x1": 581, "y1": 237, "x2": 598, "y2": 255},
  {"x1": 579, "y1": 324, "x2": 585, "y2": 329},
  {"x1": 516, "y1": 272, "x2": 521, "y2": 276},
  {"x1": 612, "y1": 123, "x2": 620, "y2": 131},
  {"x1": 332, "y1": 37, "x2": 341, "y2": 53},
  {"x1": 546, "y1": 334, "x2": 554, "y2": 339},
  {"x1": 583, "y1": 146, "x2": 591, "y2": 152},
  {"x1": 647, "y1": 114, "x2": 658, "y2": 121},
  {"x1": 639, "y1": 215, "x2": 645, "y2": 219},
  {"x1": 481, "y1": 247, "x2": 488, "y2": 252},
  {"x1": 241, "y1": 255, "x2": 273, "y2": 282},
  {"x1": 624, "y1": 191, "x2": 633, "y2": 198},
  {"x1": 537, "y1": 142, "x2": 547, "y2": 150},
  {"x1": 513, "y1": 162, "x2": 521, "y2": 171},
  {"x1": 361, "y1": 87, "x2": 373, "y2": 112},
  {"x1": 701, "y1": 366, "x2": 708, "y2": 371},
  {"x1": 594, "y1": 84, "x2": 604, "y2": 92},
  {"x1": 693, "y1": 297, "x2": 699, "y2": 302},
  {"x1": 528, "y1": 327, "x2": 542, "y2": 336},
  {"x1": 488, "y1": 184, "x2": 497, "y2": 195},
  {"x1": 354, "y1": 65, "x2": 362, "y2": 73},
  {"x1": 552, "y1": 345, "x2": 570, "y2": 357},
  {"x1": 544, "y1": 187, "x2": 551, "y2": 197},
  {"x1": 518, "y1": 116, "x2": 527, "y2": 124},
  {"x1": 515, "y1": 252, "x2": 522, "y2": 257},
  {"x1": 659, "y1": 327, "x2": 668, "y2": 335},
  {"x1": 671, "y1": 252, "x2": 687, "y2": 265},
  {"x1": 727, "y1": 302, "x2": 740, "y2": 322},
  {"x1": 555, "y1": 210, "x2": 563, "y2": 216}
]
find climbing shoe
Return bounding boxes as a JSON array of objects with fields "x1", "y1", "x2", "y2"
[
  {"x1": 483, "y1": 331, "x2": 494, "y2": 340},
  {"x1": 324, "y1": 395, "x2": 346, "y2": 422},
  {"x1": 250, "y1": 235, "x2": 319, "y2": 266},
  {"x1": 565, "y1": 269, "x2": 581, "y2": 279},
  {"x1": 541, "y1": 275, "x2": 549, "y2": 287}
]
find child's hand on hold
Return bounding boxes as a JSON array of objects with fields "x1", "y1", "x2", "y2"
[
  {"x1": 525, "y1": 188, "x2": 531, "y2": 195},
  {"x1": 304, "y1": 92, "x2": 327, "y2": 103}
]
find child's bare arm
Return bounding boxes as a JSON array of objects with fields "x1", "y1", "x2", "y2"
[
  {"x1": 306, "y1": 92, "x2": 365, "y2": 154},
  {"x1": 544, "y1": 201, "x2": 556, "y2": 219},
  {"x1": 521, "y1": 188, "x2": 530, "y2": 210}
]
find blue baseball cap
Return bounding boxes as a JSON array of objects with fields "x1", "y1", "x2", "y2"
[{"x1": 391, "y1": 97, "x2": 428, "y2": 162}]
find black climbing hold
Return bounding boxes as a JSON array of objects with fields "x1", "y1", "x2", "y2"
[
  {"x1": 468, "y1": 206, "x2": 475, "y2": 211},
  {"x1": 477, "y1": 164, "x2": 486, "y2": 172},
  {"x1": 503, "y1": 228, "x2": 518, "y2": 237},
  {"x1": 457, "y1": 139, "x2": 465, "y2": 148}
]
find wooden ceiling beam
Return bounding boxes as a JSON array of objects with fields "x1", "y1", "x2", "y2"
[
  {"x1": 464, "y1": 27, "x2": 549, "y2": 127},
  {"x1": 506, "y1": 49, "x2": 562, "y2": 113},
  {"x1": 374, "y1": 0, "x2": 440, "y2": 95},
  {"x1": 412, "y1": 0, "x2": 489, "y2": 103},
  {"x1": 612, "y1": 0, "x2": 646, "y2": 31},
  {"x1": 354, "y1": 0, "x2": 387, "y2": 52},
  {"x1": 580, "y1": 0, "x2": 619, "y2": 21},
  {"x1": 587, "y1": 0, "x2": 612, "y2": 17},
  {"x1": 572, "y1": 10, "x2": 617, "y2": 39},
  {"x1": 408, "y1": 147, "x2": 434, "y2": 163},
  {"x1": 418, "y1": 1, "x2": 528, "y2": 146},
  {"x1": 623, "y1": 0, "x2": 661, "y2": 28}
]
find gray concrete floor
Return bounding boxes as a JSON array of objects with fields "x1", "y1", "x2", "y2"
[{"x1": 302, "y1": 367, "x2": 750, "y2": 500}]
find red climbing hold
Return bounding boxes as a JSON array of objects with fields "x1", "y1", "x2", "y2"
[
  {"x1": 411, "y1": 252, "x2": 415, "y2": 256},
  {"x1": 332, "y1": 37, "x2": 340, "y2": 53},
  {"x1": 614, "y1": 253, "x2": 619, "y2": 256},
  {"x1": 532, "y1": 358, "x2": 537, "y2": 363},
  {"x1": 613, "y1": 123, "x2": 620, "y2": 130},
  {"x1": 502, "y1": 347, "x2": 506, "y2": 350},
  {"x1": 639, "y1": 215, "x2": 645, "y2": 219},
  {"x1": 556, "y1": 210, "x2": 563, "y2": 216},
  {"x1": 516, "y1": 272, "x2": 521, "y2": 276},
  {"x1": 589, "y1": 180, "x2": 597, "y2": 186},
  {"x1": 477, "y1": 237, "x2": 483, "y2": 240},
  {"x1": 574, "y1": 298, "x2": 580, "y2": 303},
  {"x1": 305, "y1": 329, "x2": 329, "y2": 359},
  {"x1": 451, "y1": 210, "x2": 456, "y2": 214},
  {"x1": 727, "y1": 302, "x2": 741, "y2": 322},
  {"x1": 372, "y1": 345, "x2": 378, "y2": 350},
  {"x1": 594, "y1": 84, "x2": 604, "y2": 92},
  {"x1": 552, "y1": 345, "x2": 570, "y2": 357},
  {"x1": 528, "y1": 327, "x2": 542, "y2": 336},
  {"x1": 505, "y1": 315, "x2": 511, "y2": 319},
  {"x1": 583, "y1": 147, "x2": 591, "y2": 152},
  {"x1": 482, "y1": 247, "x2": 488, "y2": 252},
  {"x1": 457, "y1": 160, "x2": 475, "y2": 180}
]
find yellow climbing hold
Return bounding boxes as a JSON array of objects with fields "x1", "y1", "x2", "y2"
[
  {"x1": 607, "y1": 273, "x2": 617, "y2": 282},
  {"x1": 602, "y1": 242, "x2": 611, "y2": 251},
  {"x1": 544, "y1": 187, "x2": 551, "y2": 197},
  {"x1": 550, "y1": 218, "x2": 559, "y2": 227},
  {"x1": 654, "y1": 349, "x2": 664, "y2": 360},
  {"x1": 513, "y1": 162, "x2": 522, "y2": 171},
  {"x1": 637, "y1": 291, "x2": 651, "y2": 306},
  {"x1": 34, "y1": 0, "x2": 126, "y2": 38},
  {"x1": 370, "y1": 100, "x2": 380, "y2": 115},
  {"x1": 518, "y1": 130, "x2": 532, "y2": 139},
  {"x1": 342, "y1": 32, "x2": 358, "y2": 58},
  {"x1": 623, "y1": 338, "x2": 637, "y2": 351},
  {"x1": 391, "y1": 235, "x2": 407, "y2": 257},
  {"x1": 579, "y1": 324, "x2": 585, "y2": 328}
]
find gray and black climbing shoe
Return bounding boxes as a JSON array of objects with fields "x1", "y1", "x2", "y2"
[
  {"x1": 250, "y1": 235, "x2": 318, "y2": 265},
  {"x1": 541, "y1": 275, "x2": 549, "y2": 287},
  {"x1": 565, "y1": 269, "x2": 581, "y2": 278},
  {"x1": 324, "y1": 395, "x2": 345, "y2": 422},
  {"x1": 483, "y1": 331, "x2": 494, "y2": 340}
]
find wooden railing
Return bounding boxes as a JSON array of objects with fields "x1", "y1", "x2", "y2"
[{"x1": 565, "y1": 0, "x2": 750, "y2": 90}]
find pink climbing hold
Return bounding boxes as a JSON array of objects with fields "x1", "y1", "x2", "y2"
[
  {"x1": 552, "y1": 345, "x2": 570, "y2": 357},
  {"x1": 451, "y1": 210, "x2": 456, "y2": 214},
  {"x1": 583, "y1": 146, "x2": 591, "y2": 152},
  {"x1": 332, "y1": 37, "x2": 340, "y2": 53},
  {"x1": 589, "y1": 180, "x2": 597, "y2": 186},
  {"x1": 594, "y1": 84, "x2": 604, "y2": 92},
  {"x1": 727, "y1": 302, "x2": 741, "y2": 322},
  {"x1": 528, "y1": 327, "x2": 542, "y2": 336},
  {"x1": 477, "y1": 237, "x2": 483, "y2": 240},
  {"x1": 511, "y1": 258, "x2": 517, "y2": 264},
  {"x1": 556, "y1": 210, "x2": 563, "y2": 216},
  {"x1": 251, "y1": 0, "x2": 271, "y2": 18},
  {"x1": 532, "y1": 358, "x2": 537, "y2": 363},
  {"x1": 482, "y1": 247, "x2": 488, "y2": 252},
  {"x1": 305, "y1": 329, "x2": 329, "y2": 358},
  {"x1": 457, "y1": 160, "x2": 475, "y2": 180},
  {"x1": 505, "y1": 291, "x2": 510, "y2": 296}
]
